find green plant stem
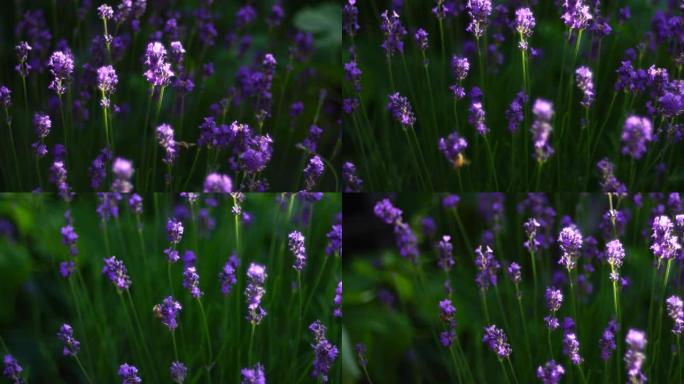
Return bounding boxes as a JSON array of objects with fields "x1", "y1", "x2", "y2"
[
  {"x1": 507, "y1": 357, "x2": 519, "y2": 384},
  {"x1": 653, "y1": 259, "x2": 673, "y2": 372},
  {"x1": 74, "y1": 355, "x2": 93, "y2": 384},
  {"x1": 483, "y1": 135, "x2": 499, "y2": 190},
  {"x1": 248, "y1": 323, "x2": 255, "y2": 365},
  {"x1": 448, "y1": 347, "x2": 464, "y2": 384},
  {"x1": 4, "y1": 109, "x2": 22, "y2": 189},
  {"x1": 172, "y1": 331, "x2": 179, "y2": 361},
  {"x1": 548, "y1": 328, "x2": 554, "y2": 358},
  {"x1": 481, "y1": 289, "x2": 490, "y2": 323},
  {"x1": 498, "y1": 359, "x2": 511, "y2": 384},
  {"x1": 387, "y1": 55, "x2": 396, "y2": 90},
  {"x1": 198, "y1": 299, "x2": 213, "y2": 362},
  {"x1": 529, "y1": 249, "x2": 539, "y2": 319}
]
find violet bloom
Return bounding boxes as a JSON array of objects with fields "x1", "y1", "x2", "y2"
[
  {"x1": 438, "y1": 131, "x2": 468, "y2": 167},
  {"x1": 128, "y1": 194, "x2": 143, "y2": 215},
  {"x1": 59, "y1": 261, "x2": 75, "y2": 278},
  {"x1": 450, "y1": 56, "x2": 470, "y2": 99},
  {"x1": 439, "y1": 298, "x2": 457, "y2": 347},
  {"x1": 153, "y1": 296, "x2": 182, "y2": 331},
  {"x1": 111, "y1": 157, "x2": 134, "y2": 193},
  {"x1": 524, "y1": 218, "x2": 541, "y2": 252},
  {"x1": 475, "y1": 245, "x2": 500, "y2": 290},
  {"x1": 241, "y1": 363, "x2": 266, "y2": 384},
  {"x1": 506, "y1": 91, "x2": 528, "y2": 133},
  {"x1": 50, "y1": 161, "x2": 72, "y2": 202},
  {"x1": 650, "y1": 215, "x2": 681, "y2": 262},
  {"x1": 102, "y1": 256, "x2": 132, "y2": 290},
  {"x1": 380, "y1": 10, "x2": 407, "y2": 56},
  {"x1": 387, "y1": 92, "x2": 415, "y2": 128},
  {"x1": 47, "y1": 51, "x2": 74, "y2": 95},
  {"x1": 98, "y1": 4, "x2": 114, "y2": 19},
  {"x1": 97, "y1": 65, "x2": 118, "y2": 108},
  {"x1": 333, "y1": 281, "x2": 342, "y2": 318},
  {"x1": 466, "y1": 0, "x2": 492, "y2": 38},
  {"x1": 156, "y1": 124, "x2": 178, "y2": 165},
  {"x1": 298, "y1": 124, "x2": 323, "y2": 153},
  {"x1": 57, "y1": 324, "x2": 80, "y2": 356},
  {"x1": 437, "y1": 235, "x2": 455, "y2": 271},
  {"x1": 562, "y1": 331, "x2": 583, "y2": 365},
  {"x1": 309, "y1": 320, "x2": 339, "y2": 383},
  {"x1": 515, "y1": 8, "x2": 535, "y2": 51},
  {"x1": 89, "y1": 148, "x2": 113, "y2": 190},
  {"x1": 558, "y1": 225, "x2": 583, "y2": 270},
  {"x1": 621, "y1": 115, "x2": 652, "y2": 159},
  {"x1": 624, "y1": 329, "x2": 647, "y2": 383},
  {"x1": 303, "y1": 155, "x2": 324, "y2": 190},
  {"x1": 575, "y1": 66, "x2": 594, "y2": 108},
  {"x1": 219, "y1": 252, "x2": 240, "y2": 295},
  {"x1": 343, "y1": 0, "x2": 359, "y2": 37},
  {"x1": 414, "y1": 28, "x2": 429, "y2": 51},
  {"x1": 15, "y1": 41, "x2": 32, "y2": 77},
  {"x1": 2, "y1": 355, "x2": 24, "y2": 384},
  {"x1": 32, "y1": 112, "x2": 51, "y2": 158},
  {"x1": 374, "y1": 198, "x2": 402, "y2": 224},
  {"x1": 0, "y1": 86, "x2": 10, "y2": 108},
  {"x1": 394, "y1": 222, "x2": 419, "y2": 263},
  {"x1": 289, "y1": 230, "x2": 307, "y2": 271},
  {"x1": 561, "y1": 0, "x2": 593, "y2": 30},
  {"x1": 544, "y1": 287, "x2": 563, "y2": 330},
  {"x1": 482, "y1": 324, "x2": 512, "y2": 359},
  {"x1": 326, "y1": 224, "x2": 342, "y2": 256},
  {"x1": 203, "y1": 173, "x2": 232, "y2": 193},
  {"x1": 536, "y1": 360, "x2": 565, "y2": 384},
  {"x1": 596, "y1": 158, "x2": 627, "y2": 195},
  {"x1": 245, "y1": 263, "x2": 267, "y2": 325},
  {"x1": 599, "y1": 320, "x2": 618, "y2": 360},
  {"x1": 666, "y1": 295, "x2": 684, "y2": 335},
  {"x1": 531, "y1": 99, "x2": 554, "y2": 163},
  {"x1": 507, "y1": 262, "x2": 522, "y2": 284},
  {"x1": 118, "y1": 363, "x2": 142, "y2": 384},
  {"x1": 469, "y1": 101, "x2": 488, "y2": 136},
  {"x1": 61, "y1": 223, "x2": 78, "y2": 256},
  {"x1": 170, "y1": 361, "x2": 187, "y2": 384},
  {"x1": 605, "y1": 239, "x2": 625, "y2": 281},
  {"x1": 143, "y1": 41, "x2": 174, "y2": 87},
  {"x1": 183, "y1": 266, "x2": 203, "y2": 298}
]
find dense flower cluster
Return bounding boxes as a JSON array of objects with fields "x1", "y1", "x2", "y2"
[
  {"x1": 438, "y1": 131, "x2": 468, "y2": 167},
  {"x1": 380, "y1": 10, "x2": 406, "y2": 56},
  {"x1": 531, "y1": 99, "x2": 554, "y2": 163},
  {"x1": 544, "y1": 287, "x2": 563, "y2": 330},
  {"x1": 387, "y1": 92, "x2": 415, "y2": 127},
  {"x1": 218, "y1": 252, "x2": 240, "y2": 295},
  {"x1": 439, "y1": 299, "x2": 457, "y2": 347},
  {"x1": 605, "y1": 239, "x2": 625, "y2": 281},
  {"x1": 599, "y1": 320, "x2": 618, "y2": 361},
  {"x1": 57, "y1": 324, "x2": 80, "y2": 356},
  {"x1": 309, "y1": 320, "x2": 338, "y2": 383},
  {"x1": 666, "y1": 295, "x2": 684, "y2": 335},
  {"x1": 624, "y1": 329, "x2": 647, "y2": 383},
  {"x1": 650, "y1": 215, "x2": 681, "y2": 261},
  {"x1": 437, "y1": 235, "x2": 455, "y2": 271},
  {"x1": 466, "y1": 0, "x2": 492, "y2": 38},
  {"x1": 102, "y1": 256, "x2": 131, "y2": 290},
  {"x1": 182, "y1": 266, "x2": 203, "y2": 298},
  {"x1": 575, "y1": 66, "x2": 594, "y2": 108},
  {"x1": 482, "y1": 324, "x2": 511, "y2": 359},
  {"x1": 558, "y1": 225, "x2": 583, "y2": 270},
  {"x1": 118, "y1": 363, "x2": 142, "y2": 384},
  {"x1": 621, "y1": 116, "x2": 653, "y2": 159},
  {"x1": 333, "y1": 281, "x2": 343, "y2": 318},
  {"x1": 289, "y1": 230, "x2": 307, "y2": 271},
  {"x1": 536, "y1": 360, "x2": 565, "y2": 384},
  {"x1": 2, "y1": 355, "x2": 24, "y2": 384},
  {"x1": 514, "y1": 8, "x2": 535, "y2": 51},
  {"x1": 153, "y1": 296, "x2": 183, "y2": 331},
  {"x1": 241, "y1": 362, "x2": 266, "y2": 384},
  {"x1": 245, "y1": 263, "x2": 267, "y2": 325},
  {"x1": 475, "y1": 245, "x2": 499, "y2": 290}
]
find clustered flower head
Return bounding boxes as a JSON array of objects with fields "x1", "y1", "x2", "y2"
[
  {"x1": 289, "y1": 230, "x2": 307, "y2": 271},
  {"x1": 523, "y1": 218, "x2": 541, "y2": 252},
  {"x1": 536, "y1": 360, "x2": 565, "y2": 384},
  {"x1": 650, "y1": 215, "x2": 681, "y2": 262},
  {"x1": 245, "y1": 263, "x2": 267, "y2": 325},
  {"x1": 438, "y1": 131, "x2": 468, "y2": 168},
  {"x1": 666, "y1": 295, "x2": 684, "y2": 335},
  {"x1": 515, "y1": 7, "x2": 535, "y2": 51},
  {"x1": 507, "y1": 262, "x2": 522, "y2": 284},
  {"x1": 333, "y1": 281, "x2": 342, "y2": 318},
  {"x1": 156, "y1": 123, "x2": 178, "y2": 165},
  {"x1": 506, "y1": 91, "x2": 528, "y2": 133},
  {"x1": 153, "y1": 296, "x2": 182, "y2": 331},
  {"x1": 621, "y1": 115, "x2": 653, "y2": 159},
  {"x1": 326, "y1": 224, "x2": 342, "y2": 256},
  {"x1": 47, "y1": 51, "x2": 74, "y2": 95},
  {"x1": 450, "y1": 56, "x2": 470, "y2": 100},
  {"x1": 544, "y1": 287, "x2": 563, "y2": 330},
  {"x1": 143, "y1": 41, "x2": 174, "y2": 87},
  {"x1": 203, "y1": 173, "x2": 232, "y2": 193},
  {"x1": 183, "y1": 266, "x2": 203, "y2": 298},
  {"x1": 466, "y1": 0, "x2": 492, "y2": 38},
  {"x1": 303, "y1": 155, "x2": 324, "y2": 191},
  {"x1": 531, "y1": 99, "x2": 554, "y2": 163},
  {"x1": 118, "y1": 363, "x2": 142, "y2": 384},
  {"x1": 309, "y1": 320, "x2": 339, "y2": 383},
  {"x1": 482, "y1": 324, "x2": 512, "y2": 359},
  {"x1": 111, "y1": 157, "x2": 134, "y2": 193},
  {"x1": 343, "y1": 0, "x2": 359, "y2": 38},
  {"x1": 50, "y1": 161, "x2": 72, "y2": 202},
  {"x1": 387, "y1": 92, "x2": 415, "y2": 127},
  {"x1": 605, "y1": 239, "x2": 625, "y2": 281},
  {"x1": 15, "y1": 41, "x2": 32, "y2": 77},
  {"x1": 89, "y1": 148, "x2": 113, "y2": 190},
  {"x1": 374, "y1": 198, "x2": 402, "y2": 224},
  {"x1": 241, "y1": 362, "x2": 266, "y2": 384},
  {"x1": 558, "y1": 225, "x2": 583, "y2": 270},
  {"x1": 3, "y1": 355, "x2": 24, "y2": 384},
  {"x1": 414, "y1": 28, "x2": 429, "y2": 51},
  {"x1": 170, "y1": 361, "x2": 187, "y2": 384},
  {"x1": 624, "y1": 329, "x2": 647, "y2": 383},
  {"x1": 562, "y1": 331, "x2": 583, "y2": 366},
  {"x1": 475, "y1": 245, "x2": 500, "y2": 290},
  {"x1": 439, "y1": 298, "x2": 457, "y2": 347},
  {"x1": 60, "y1": 217, "x2": 78, "y2": 256},
  {"x1": 437, "y1": 235, "x2": 455, "y2": 271},
  {"x1": 469, "y1": 100, "x2": 488, "y2": 136},
  {"x1": 575, "y1": 66, "x2": 594, "y2": 108},
  {"x1": 596, "y1": 158, "x2": 627, "y2": 195},
  {"x1": 380, "y1": 10, "x2": 407, "y2": 56},
  {"x1": 57, "y1": 324, "x2": 80, "y2": 356},
  {"x1": 32, "y1": 112, "x2": 51, "y2": 158},
  {"x1": 599, "y1": 320, "x2": 618, "y2": 360},
  {"x1": 219, "y1": 252, "x2": 240, "y2": 295},
  {"x1": 561, "y1": 0, "x2": 593, "y2": 30},
  {"x1": 0, "y1": 86, "x2": 10, "y2": 109},
  {"x1": 97, "y1": 4, "x2": 114, "y2": 20},
  {"x1": 102, "y1": 256, "x2": 131, "y2": 290},
  {"x1": 97, "y1": 65, "x2": 118, "y2": 108}
]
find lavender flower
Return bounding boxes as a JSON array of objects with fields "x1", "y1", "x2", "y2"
[
  {"x1": 89, "y1": 148, "x2": 113, "y2": 190},
  {"x1": 47, "y1": 51, "x2": 74, "y2": 95},
  {"x1": 544, "y1": 287, "x2": 563, "y2": 330},
  {"x1": 203, "y1": 173, "x2": 232, "y2": 193},
  {"x1": 245, "y1": 263, "x2": 267, "y2": 325},
  {"x1": 61, "y1": 222, "x2": 78, "y2": 256},
  {"x1": 599, "y1": 320, "x2": 618, "y2": 360},
  {"x1": 50, "y1": 161, "x2": 72, "y2": 202},
  {"x1": 466, "y1": 0, "x2": 492, "y2": 38},
  {"x1": 183, "y1": 266, "x2": 203, "y2": 298},
  {"x1": 170, "y1": 361, "x2": 187, "y2": 383},
  {"x1": 333, "y1": 281, "x2": 342, "y2": 318},
  {"x1": 621, "y1": 115, "x2": 653, "y2": 159},
  {"x1": 128, "y1": 194, "x2": 143, "y2": 215},
  {"x1": 437, "y1": 235, "x2": 455, "y2": 271},
  {"x1": 414, "y1": 28, "x2": 429, "y2": 51},
  {"x1": 219, "y1": 252, "x2": 240, "y2": 295},
  {"x1": 97, "y1": 65, "x2": 118, "y2": 108},
  {"x1": 624, "y1": 329, "x2": 647, "y2": 383},
  {"x1": 309, "y1": 320, "x2": 338, "y2": 383},
  {"x1": 98, "y1": 4, "x2": 114, "y2": 19},
  {"x1": 165, "y1": 217, "x2": 183, "y2": 244},
  {"x1": 0, "y1": 86, "x2": 10, "y2": 108},
  {"x1": 118, "y1": 363, "x2": 142, "y2": 384},
  {"x1": 524, "y1": 218, "x2": 541, "y2": 252},
  {"x1": 475, "y1": 245, "x2": 500, "y2": 290},
  {"x1": 241, "y1": 363, "x2": 266, "y2": 384},
  {"x1": 373, "y1": 198, "x2": 402, "y2": 224},
  {"x1": 605, "y1": 239, "x2": 625, "y2": 281},
  {"x1": 394, "y1": 222, "x2": 419, "y2": 263},
  {"x1": 536, "y1": 360, "x2": 565, "y2": 384},
  {"x1": 469, "y1": 101, "x2": 488, "y2": 136},
  {"x1": 562, "y1": 331, "x2": 583, "y2": 365},
  {"x1": 111, "y1": 157, "x2": 134, "y2": 193},
  {"x1": 102, "y1": 256, "x2": 132, "y2": 290},
  {"x1": 387, "y1": 92, "x2": 415, "y2": 127},
  {"x1": 59, "y1": 261, "x2": 75, "y2": 278},
  {"x1": 506, "y1": 91, "x2": 528, "y2": 133},
  {"x1": 666, "y1": 295, "x2": 684, "y2": 335},
  {"x1": 32, "y1": 112, "x2": 51, "y2": 158},
  {"x1": 438, "y1": 131, "x2": 468, "y2": 167},
  {"x1": 289, "y1": 230, "x2": 307, "y2": 271},
  {"x1": 380, "y1": 10, "x2": 407, "y2": 56},
  {"x1": 156, "y1": 124, "x2": 178, "y2": 165},
  {"x1": 57, "y1": 324, "x2": 80, "y2": 356},
  {"x1": 2, "y1": 355, "x2": 24, "y2": 384},
  {"x1": 439, "y1": 299, "x2": 457, "y2": 347},
  {"x1": 515, "y1": 8, "x2": 535, "y2": 51},
  {"x1": 326, "y1": 224, "x2": 342, "y2": 256},
  {"x1": 558, "y1": 226, "x2": 583, "y2": 270},
  {"x1": 143, "y1": 42, "x2": 174, "y2": 87},
  {"x1": 575, "y1": 66, "x2": 594, "y2": 108},
  {"x1": 650, "y1": 215, "x2": 681, "y2": 262},
  {"x1": 15, "y1": 42, "x2": 31, "y2": 77},
  {"x1": 482, "y1": 324, "x2": 512, "y2": 359},
  {"x1": 153, "y1": 296, "x2": 182, "y2": 331},
  {"x1": 355, "y1": 343, "x2": 367, "y2": 367},
  {"x1": 597, "y1": 158, "x2": 627, "y2": 195},
  {"x1": 303, "y1": 155, "x2": 324, "y2": 190},
  {"x1": 343, "y1": 0, "x2": 359, "y2": 37},
  {"x1": 561, "y1": 0, "x2": 593, "y2": 30},
  {"x1": 507, "y1": 262, "x2": 522, "y2": 284},
  {"x1": 531, "y1": 99, "x2": 554, "y2": 162}
]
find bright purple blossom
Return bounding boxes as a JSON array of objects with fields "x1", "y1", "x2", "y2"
[
  {"x1": 245, "y1": 263, "x2": 267, "y2": 325},
  {"x1": 439, "y1": 298, "x2": 457, "y2": 347},
  {"x1": 241, "y1": 363, "x2": 266, "y2": 384},
  {"x1": 380, "y1": 10, "x2": 407, "y2": 56},
  {"x1": 558, "y1": 226, "x2": 583, "y2": 270},
  {"x1": 219, "y1": 252, "x2": 240, "y2": 295},
  {"x1": 309, "y1": 320, "x2": 338, "y2": 383},
  {"x1": 605, "y1": 239, "x2": 625, "y2": 281},
  {"x1": 289, "y1": 230, "x2": 307, "y2": 271},
  {"x1": 624, "y1": 329, "x2": 647, "y2": 383},
  {"x1": 3, "y1": 355, "x2": 24, "y2": 384},
  {"x1": 111, "y1": 157, "x2": 134, "y2": 193},
  {"x1": 482, "y1": 324, "x2": 511, "y2": 359},
  {"x1": 47, "y1": 51, "x2": 74, "y2": 95},
  {"x1": 143, "y1": 42, "x2": 174, "y2": 87},
  {"x1": 562, "y1": 331, "x2": 583, "y2": 366},
  {"x1": 102, "y1": 256, "x2": 131, "y2": 290},
  {"x1": 599, "y1": 320, "x2": 618, "y2": 360},
  {"x1": 374, "y1": 198, "x2": 402, "y2": 224},
  {"x1": 531, "y1": 99, "x2": 554, "y2": 162},
  {"x1": 118, "y1": 363, "x2": 142, "y2": 384},
  {"x1": 154, "y1": 296, "x2": 182, "y2": 331},
  {"x1": 414, "y1": 28, "x2": 429, "y2": 51},
  {"x1": 515, "y1": 8, "x2": 535, "y2": 51},
  {"x1": 438, "y1": 131, "x2": 468, "y2": 166},
  {"x1": 156, "y1": 124, "x2": 178, "y2": 165},
  {"x1": 387, "y1": 92, "x2": 415, "y2": 127},
  {"x1": 57, "y1": 323, "x2": 80, "y2": 356},
  {"x1": 507, "y1": 262, "x2": 522, "y2": 284},
  {"x1": 303, "y1": 155, "x2": 324, "y2": 190},
  {"x1": 469, "y1": 101, "x2": 487, "y2": 136},
  {"x1": 333, "y1": 281, "x2": 342, "y2": 318},
  {"x1": 203, "y1": 173, "x2": 232, "y2": 193},
  {"x1": 475, "y1": 245, "x2": 500, "y2": 290},
  {"x1": 437, "y1": 235, "x2": 455, "y2": 271},
  {"x1": 170, "y1": 361, "x2": 187, "y2": 383},
  {"x1": 96, "y1": 65, "x2": 118, "y2": 108},
  {"x1": 506, "y1": 91, "x2": 528, "y2": 133},
  {"x1": 466, "y1": 0, "x2": 492, "y2": 38},
  {"x1": 32, "y1": 112, "x2": 51, "y2": 157},
  {"x1": 536, "y1": 360, "x2": 565, "y2": 384},
  {"x1": 621, "y1": 115, "x2": 653, "y2": 159},
  {"x1": 561, "y1": 0, "x2": 593, "y2": 30},
  {"x1": 650, "y1": 215, "x2": 680, "y2": 261},
  {"x1": 326, "y1": 224, "x2": 342, "y2": 256},
  {"x1": 524, "y1": 218, "x2": 541, "y2": 252},
  {"x1": 183, "y1": 266, "x2": 203, "y2": 298},
  {"x1": 666, "y1": 295, "x2": 684, "y2": 335},
  {"x1": 0, "y1": 86, "x2": 10, "y2": 108},
  {"x1": 59, "y1": 261, "x2": 75, "y2": 278},
  {"x1": 545, "y1": 287, "x2": 563, "y2": 330},
  {"x1": 575, "y1": 66, "x2": 594, "y2": 108}
]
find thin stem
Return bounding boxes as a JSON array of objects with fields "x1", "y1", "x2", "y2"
[
  {"x1": 481, "y1": 289, "x2": 490, "y2": 323},
  {"x1": 172, "y1": 331, "x2": 179, "y2": 361},
  {"x1": 248, "y1": 323, "x2": 255, "y2": 365},
  {"x1": 74, "y1": 355, "x2": 93, "y2": 384},
  {"x1": 5, "y1": 109, "x2": 22, "y2": 189},
  {"x1": 507, "y1": 357, "x2": 519, "y2": 384},
  {"x1": 198, "y1": 299, "x2": 213, "y2": 362},
  {"x1": 483, "y1": 135, "x2": 499, "y2": 190},
  {"x1": 548, "y1": 328, "x2": 554, "y2": 359}
]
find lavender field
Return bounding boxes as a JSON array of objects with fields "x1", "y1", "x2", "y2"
[
  {"x1": 342, "y1": 0, "x2": 683, "y2": 191},
  {"x1": 0, "y1": 192, "x2": 341, "y2": 383},
  {"x1": 343, "y1": 193, "x2": 683, "y2": 383}
]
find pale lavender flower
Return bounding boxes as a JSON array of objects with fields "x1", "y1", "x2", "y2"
[
  {"x1": 414, "y1": 28, "x2": 429, "y2": 51},
  {"x1": 469, "y1": 101, "x2": 487, "y2": 136},
  {"x1": 153, "y1": 296, "x2": 182, "y2": 331},
  {"x1": 373, "y1": 198, "x2": 402, "y2": 224},
  {"x1": 219, "y1": 252, "x2": 240, "y2": 295},
  {"x1": 15, "y1": 41, "x2": 32, "y2": 77},
  {"x1": 536, "y1": 360, "x2": 565, "y2": 384},
  {"x1": 605, "y1": 239, "x2": 625, "y2": 281},
  {"x1": 203, "y1": 173, "x2": 232, "y2": 193},
  {"x1": 482, "y1": 324, "x2": 512, "y2": 359},
  {"x1": 575, "y1": 66, "x2": 594, "y2": 108},
  {"x1": 531, "y1": 99, "x2": 554, "y2": 162},
  {"x1": 143, "y1": 41, "x2": 174, "y2": 87},
  {"x1": 289, "y1": 230, "x2": 307, "y2": 271},
  {"x1": 624, "y1": 329, "x2": 647, "y2": 383},
  {"x1": 3, "y1": 355, "x2": 24, "y2": 384},
  {"x1": 98, "y1": 4, "x2": 114, "y2": 19},
  {"x1": 157, "y1": 123, "x2": 178, "y2": 165},
  {"x1": 303, "y1": 155, "x2": 324, "y2": 190},
  {"x1": 245, "y1": 263, "x2": 267, "y2": 325},
  {"x1": 439, "y1": 298, "x2": 457, "y2": 347},
  {"x1": 558, "y1": 226, "x2": 583, "y2": 270},
  {"x1": 437, "y1": 235, "x2": 455, "y2": 271},
  {"x1": 438, "y1": 131, "x2": 468, "y2": 167},
  {"x1": 387, "y1": 92, "x2": 415, "y2": 127},
  {"x1": 507, "y1": 262, "x2": 522, "y2": 284},
  {"x1": 333, "y1": 281, "x2": 342, "y2": 318},
  {"x1": 102, "y1": 256, "x2": 131, "y2": 290},
  {"x1": 515, "y1": 8, "x2": 535, "y2": 51},
  {"x1": 599, "y1": 320, "x2": 618, "y2": 360},
  {"x1": 33, "y1": 112, "x2": 51, "y2": 157},
  {"x1": 97, "y1": 65, "x2": 118, "y2": 108},
  {"x1": 466, "y1": 0, "x2": 492, "y2": 38},
  {"x1": 118, "y1": 363, "x2": 142, "y2": 384},
  {"x1": 183, "y1": 266, "x2": 203, "y2": 298},
  {"x1": 475, "y1": 245, "x2": 500, "y2": 290},
  {"x1": 241, "y1": 363, "x2": 266, "y2": 384},
  {"x1": 545, "y1": 287, "x2": 563, "y2": 330},
  {"x1": 57, "y1": 324, "x2": 80, "y2": 356},
  {"x1": 309, "y1": 320, "x2": 338, "y2": 383},
  {"x1": 170, "y1": 361, "x2": 187, "y2": 383},
  {"x1": 666, "y1": 295, "x2": 684, "y2": 335},
  {"x1": 111, "y1": 157, "x2": 134, "y2": 193},
  {"x1": 562, "y1": 331, "x2": 583, "y2": 365},
  {"x1": 621, "y1": 115, "x2": 653, "y2": 159},
  {"x1": 524, "y1": 218, "x2": 541, "y2": 252},
  {"x1": 48, "y1": 51, "x2": 74, "y2": 95},
  {"x1": 561, "y1": 0, "x2": 593, "y2": 30},
  {"x1": 380, "y1": 10, "x2": 407, "y2": 56},
  {"x1": 650, "y1": 215, "x2": 680, "y2": 261}
]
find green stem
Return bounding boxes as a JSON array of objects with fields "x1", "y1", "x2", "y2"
[{"x1": 74, "y1": 355, "x2": 93, "y2": 384}]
